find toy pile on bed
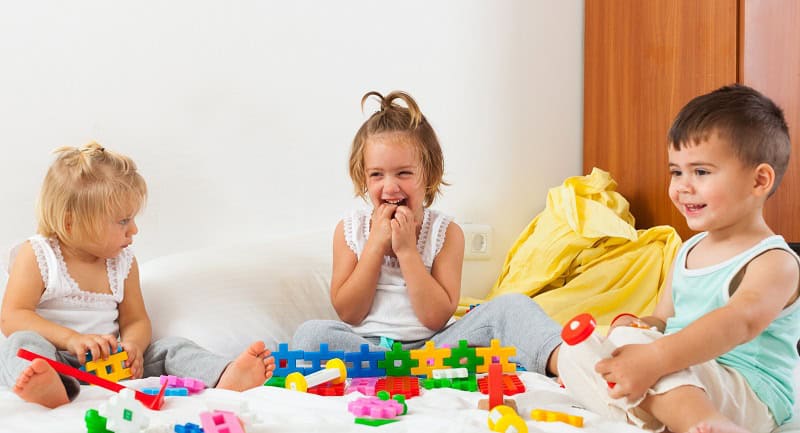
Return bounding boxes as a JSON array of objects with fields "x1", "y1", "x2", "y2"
[{"x1": 23, "y1": 338, "x2": 585, "y2": 433}]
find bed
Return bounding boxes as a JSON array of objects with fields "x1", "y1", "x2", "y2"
[{"x1": 0, "y1": 230, "x2": 797, "y2": 433}]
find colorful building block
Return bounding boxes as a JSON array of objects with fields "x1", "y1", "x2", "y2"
[
  {"x1": 530, "y1": 408, "x2": 584, "y2": 427},
  {"x1": 347, "y1": 396, "x2": 404, "y2": 419},
  {"x1": 160, "y1": 375, "x2": 205, "y2": 393},
  {"x1": 354, "y1": 417, "x2": 399, "y2": 427},
  {"x1": 420, "y1": 376, "x2": 478, "y2": 392},
  {"x1": 375, "y1": 376, "x2": 420, "y2": 399},
  {"x1": 431, "y1": 367, "x2": 468, "y2": 379},
  {"x1": 174, "y1": 422, "x2": 205, "y2": 433},
  {"x1": 199, "y1": 411, "x2": 245, "y2": 433},
  {"x1": 303, "y1": 344, "x2": 346, "y2": 373},
  {"x1": 478, "y1": 373, "x2": 526, "y2": 396},
  {"x1": 488, "y1": 404, "x2": 527, "y2": 433},
  {"x1": 85, "y1": 408, "x2": 112, "y2": 433},
  {"x1": 442, "y1": 340, "x2": 481, "y2": 374},
  {"x1": 344, "y1": 344, "x2": 386, "y2": 378},
  {"x1": 409, "y1": 341, "x2": 451, "y2": 378},
  {"x1": 308, "y1": 381, "x2": 346, "y2": 396},
  {"x1": 377, "y1": 342, "x2": 419, "y2": 376},
  {"x1": 203, "y1": 399, "x2": 260, "y2": 428},
  {"x1": 83, "y1": 348, "x2": 132, "y2": 383},
  {"x1": 476, "y1": 339, "x2": 517, "y2": 374},
  {"x1": 98, "y1": 388, "x2": 150, "y2": 433},
  {"x1": 346, "y1": 377, "x2": 380, "y2": 396},
  {"x1": 286, "y1": 358, "x2": 347, "y2": 393},
  {"x1": 142, "y1": 386, "x2": 188, "y2": 396},
  {"x1": 272, "y1": 343, "x2": 306, "y2": 376}
]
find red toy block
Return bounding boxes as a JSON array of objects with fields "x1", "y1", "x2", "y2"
[
  {"x1": 376, "y1": 376, "x2": 420, "y2": 399},
  {"x1": 478, "y1": 373, "x2": 526, "y2": 396},
  {"x1": 307, "y1": 381, "x2": 346, "y2": 396},
  {"x1": 488, "y1": 363, "x2": 504, "y2": 409}
]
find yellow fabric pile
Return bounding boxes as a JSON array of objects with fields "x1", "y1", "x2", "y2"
[{"x1": 460, "y1": 168, "x2": 682, "y2": 326}]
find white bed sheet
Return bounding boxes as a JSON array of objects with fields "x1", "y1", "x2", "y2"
[{"x1": 0, "y1": 372, "x2": 649, "y2": 433}]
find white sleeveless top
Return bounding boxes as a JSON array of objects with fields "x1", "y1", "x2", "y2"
[
  {"x1": 9, "y1": 235, "x2": 133, "y2": 336},
  {"x1": 343, "y1": 207, "x2": 455, "y2": 341}
]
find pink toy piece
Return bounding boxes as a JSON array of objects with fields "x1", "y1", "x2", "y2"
[
  {"x1": 17, "y1": 349, "x2": 167, "y2": 410},
  {"x1": 346, "y1": 377, "x2": 380, "y2": 396},
  {"x1": 347, "y1": 396, "x2": 404, "y2": 419},
  {"x1": 160, "y1": 375, "x2": 205, "y2": 393},
  {"x1": 199, "y1": 410, "x2": 245, "y2": 433}
]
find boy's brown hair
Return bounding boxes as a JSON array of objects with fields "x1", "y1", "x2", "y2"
[
  {"x1": 349, "y1": 91, "x2": 447, "y2": 207},
  {"x1": 668, "y1": 84, "x2": 791, "y2": 194},
  {"x1": 37, "y1": 142, "x2": 147, "y2": 247}
]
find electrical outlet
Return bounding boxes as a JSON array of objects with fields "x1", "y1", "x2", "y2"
[{"x1": 462, "y1": 224, "x2": 492, "y2": 260}]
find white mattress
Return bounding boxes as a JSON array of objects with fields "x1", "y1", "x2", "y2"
[{"x1": 0, "y1": 372, "x2": 649, "y2": 433}]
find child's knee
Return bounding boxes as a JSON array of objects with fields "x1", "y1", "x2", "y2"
[{"x1": 6, "y1": 330, "x2": 49, "y2": 348}]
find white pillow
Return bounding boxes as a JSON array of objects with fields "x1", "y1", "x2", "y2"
[{"x1": 139, "y1": 230, "x2": 338, "y2": 358}]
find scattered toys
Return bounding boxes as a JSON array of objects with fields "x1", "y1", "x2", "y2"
[
  {"x1": 82, "y1": 346, "x2": 132, "y2": 383},
  {"x1": 160, "y1": 375, "x2": 205, "y2": 394},
  {"x1": 285, "y1": 357, "x2": 347, "y2": 392},
  {"x1": 98, "y1": 388, "x2": 150, "y2": 433}
]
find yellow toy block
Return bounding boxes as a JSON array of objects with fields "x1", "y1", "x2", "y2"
[
  {"x1": 409, "y1": 341, "x2": 451, "y2": 378},
  {"x1": 530, "y1": 408, "x2": 583, "y2": 427},
  {"x1": 476, "y1": 339, "x2": 516, "y2": 374},
  {"x1": 84, "y1": 350, "x2": 132, "y2": 383}
]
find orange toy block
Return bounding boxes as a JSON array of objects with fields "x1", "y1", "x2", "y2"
[
  {"x1": 530, "y1": 408, "x2": 584, "y2": 427},
  {"x1": 409, "y1": 341, "x2": 451, "y2": 378},
  {"x1": 84, "y1": 350, "x2": 132, "y2": 383},
  {"x1": 476, "y1": 339, "x2": 516, "y2": 374}
]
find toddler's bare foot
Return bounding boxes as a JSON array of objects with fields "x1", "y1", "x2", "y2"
[
  {"x1": 687, "y1": 420, "x2": 750, "y2": 433},
  {"x1": 13, "y1": 358, "x2": 70, "y2": 408},
  {"x1": 216, "y1": 341, "x2": 275, "y2": 392}
]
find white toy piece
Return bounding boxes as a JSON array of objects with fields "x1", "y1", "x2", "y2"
[
  {"x1": 432, "y1": 367, "x2": 469, "y2": 379},
  {"x1": 285, "y1": 358, "x2": 347, "y2": 392},
  {"x1": 98, "y1": 388, "x2": 150, "y2": 433},
  {"x1": 562, "y1": 313, "x2": 617, "y2": 387}
]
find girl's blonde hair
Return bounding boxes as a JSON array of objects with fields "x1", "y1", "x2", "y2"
[
  {"x1": 349, "y1": 91, "x2": 448, "y2": 207},
  {"x1": 36, "y1": 142, "x2": 147, "y2": 246}
]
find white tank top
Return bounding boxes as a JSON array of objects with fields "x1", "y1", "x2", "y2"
[{"x1": 343, "y1": 207, "x2": 454, "y2": 341}]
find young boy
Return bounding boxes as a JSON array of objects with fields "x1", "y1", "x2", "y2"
[{"x1": 557, "y1": 84, "x2": 799, "y2": 433}]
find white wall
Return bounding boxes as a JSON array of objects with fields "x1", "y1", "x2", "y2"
[{"x1": 0, "y1": 1, "x2": 584, "y2": 299}]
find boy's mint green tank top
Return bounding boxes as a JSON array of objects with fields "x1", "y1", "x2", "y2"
[{"x1": 664, "y1": 232, "x2": 800, "y2": 425}]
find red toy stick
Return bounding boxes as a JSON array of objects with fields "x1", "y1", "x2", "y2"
[{"x1": 17, "y1": 348, "x2": 167, "y2": 410}]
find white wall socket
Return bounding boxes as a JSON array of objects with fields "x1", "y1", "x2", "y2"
[{"x1": 462, "y1": 223, "x2": 492, "y2": 260}]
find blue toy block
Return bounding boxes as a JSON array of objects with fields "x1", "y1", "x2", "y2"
[
  {"x1": 142, "y1": 387, "x2": 189, "y2": 396},
  {"x1": 303, "y1": 343, "x2": 345, "y2": 374},
  {"x1": 174, "y1": 422, "x2": 205, "y2": 433},
  {"x1": 272, "y1": 343, "x2": 306, "y2": 376},
  {"x1": 345, "y1": 344, "x2": 386, "y2": 378}
]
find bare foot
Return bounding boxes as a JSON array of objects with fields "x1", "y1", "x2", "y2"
[
  {"x1": 216, "y1": 341, "x2": 275, "y2": 392},
  {"x1": 13, "y1": 358, "x2": 70, "y2": 408},
  {"x1": 687, "y1": 420, "x2": 750, "y2": 433}
]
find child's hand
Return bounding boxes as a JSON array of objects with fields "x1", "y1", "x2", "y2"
[
  {"x1": 120, "y1": 341, "x2": 144, "y2": 379},
  {"x1": 66, "y1": 333, "x2": 119, "y2": 365},
  {"x1": 391, "y1": 206, "x2": 418, "y2": 255},
  {"x1": 369, "y1": 203, "x2": 398, "y2": 254},
  {"x1": 595, "y1": 343, "x2": 665, "y2": 402}
]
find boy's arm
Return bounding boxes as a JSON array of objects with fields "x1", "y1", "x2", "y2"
[
  {"x1": 398, "y1": 221, "x2": 464, "y2": 331},
  {"x1": 0, "y1": 242, "x2": 78, "y2": 346},
  {"x1": 117, "y1": 258, "x2": 152, "y2": 378},
  {"x1": 602, "y1": 249, "x2": 799, "y2": 400},
  {"x1": 329, "y1": 219, "x2": 383, "y2": 325}
]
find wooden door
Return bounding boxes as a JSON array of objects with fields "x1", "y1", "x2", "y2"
[{"x1": 583, "y1": 0, "x2": 738, "y2": 240}]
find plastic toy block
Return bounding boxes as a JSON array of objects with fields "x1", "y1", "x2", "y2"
[
  {"x1": 487, "y1": 363, "x2": 504, "y2": 409},
  {"x1": 409, "y1": 341, "x2": 451, "y2": 378},
  {"x1": 286, "y1": 358, "x2": 346, "y2": 392},
  {"x1": 160, "y1": 375, "x2": 205, "y2": 393},
  {"x1": 488, "y1": 405, "x2": 527, "y2": 433},
  {"x1": 98, "y1": 388, "x2": 150, "y2": 433},
  {"x1": 348, "y1": 396, "x2": 404, "y2": 419},
  {"x1": 272, "y1": 343, "x2": 306, "y2": 376},
  {"x1": 303, "y1": 343, "x2": 346, "y2": 373},
  {"x1": 476, "y1": 339, "x2": 517, "y2": 374},
  {"x1": 344, "y1": 344, "x2": 386, "y2": 378},
  {"x1": 354, "y1": 417, "x2": 399, "y2": 427},
  {"x1": 84, "y1": 349, "x2": 132, "y2": 383},
  {"x1": 85, "y1": 409, "x2": 113, "y2": 433},
  {"x1": 421, "y1": 376, "x2": 478, "y2": 392},
  {"x1": 442, "y1": 340, "x2": 481, "y2": 374},
  {"x1": 346, "y1": 377, "x2": 380, "y2": 396},
  {"x1": 264, "y1": 376, "x2": 286, "y2": 387},
  {"x1": 307, "y1": 381, "x2": 346, "y2": 396},
  {"x1": 142, "y1": 386, "x2": 188, "y2": 396},
  {"x1": 375, "y1": 376, "x2": 420, "y2": 399},
  {"x1": 377, "y1": 342, "x2": 419, "y2": 376},
  {"x1": 203, "y1": 399, "x2": 260, "y2": 428},
  {"x1": 530, "y1": 408, "x2": 584, "y2": 427},
  {"x1": 377, "y1": 391, "x2": 408, "y2": 415},
  {"x1": 199, "y1": 410, "x2": 245, "y2": 433},
  {"x1": 17, "y1": 349, "x2": 166, "y2": 410},
  {"x1": 478, "y1": 373, "x2": 526, "y2": 396},
  {"x1": 431, "y1": 367, "x2": 468, "y2": 379},
  {"x1": 174, "y1": 422, "x2": 205, "y2": 433}
]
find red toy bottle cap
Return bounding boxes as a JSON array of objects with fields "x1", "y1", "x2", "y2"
[{"x1": 561, "y1": 313, "x2": 597, "y2": 345}]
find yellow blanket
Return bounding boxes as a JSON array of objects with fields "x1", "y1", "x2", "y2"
[{"x1": 460, "y1": 168, "x2": 682, "y2": 326}]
